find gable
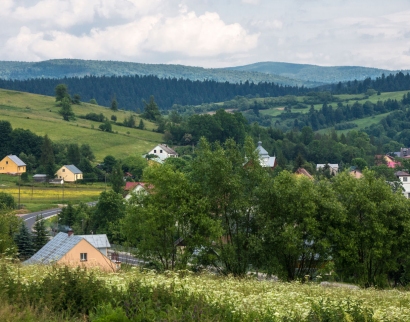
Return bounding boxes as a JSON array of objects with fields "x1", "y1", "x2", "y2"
[{"x1": 59, "y1": 239, "x2": 116, "y2": 271}]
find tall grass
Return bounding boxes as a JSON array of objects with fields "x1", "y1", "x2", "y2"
[{"x1": 1, "y1": 260, "x2": 409, "y2": 321}]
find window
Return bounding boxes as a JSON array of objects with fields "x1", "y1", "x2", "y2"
[
  {"x1": 404, "y1": 177, "x2": 408, "y2": 182},
  {"x1": 160, "y1": 150, "x2": 163, "y2": 153},
  {"x1": 154, "y1": 149, "x2": 156, "y2": 153},
  {"x1": 80, "y1": 253, "x2": 87, "y2": 261},
  {"x1": 62, "y1": 169, "x2": 65, "y2": 172},
  {"x1": 5, "y1": 161, "x2": 8, "y2": 165}
]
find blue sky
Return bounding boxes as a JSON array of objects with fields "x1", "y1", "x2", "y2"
[{"x1": 1, "y1": 0, "x2": 410, "y2": 70}]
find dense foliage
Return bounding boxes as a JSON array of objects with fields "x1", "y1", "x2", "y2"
[
  {"x1": 0, "y1": 75, "x2": 308, "y2": 110},
  {"x1": 117, "y1": 137, "x2": 410, "y2": 287},
  {"x1": 331, "y1": 72, "x2": 410, "y2": 94}
]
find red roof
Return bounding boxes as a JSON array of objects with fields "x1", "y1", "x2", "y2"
[{"x1": 124, "y1": 182, "x2": 147, "y2": 191}]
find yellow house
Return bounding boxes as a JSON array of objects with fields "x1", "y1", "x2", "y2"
[
  {"x1": 0, "y1": 155, "x2": 26, "y2": 174},
  {"x1": 24, "y1": 232, "x2": 117, "y2": 271},
  {"x1": 56, "y1": 165, "x2": 83, "y2": 182}
]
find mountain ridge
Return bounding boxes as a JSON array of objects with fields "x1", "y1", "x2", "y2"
[{"x1": 226, "y1": 61, "x2": 410, "y2": 84}]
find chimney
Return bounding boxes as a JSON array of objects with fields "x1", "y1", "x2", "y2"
[
  {"x1": 258, "y1": 141, "x2": 262, "y2": 147},
  {"x1": 67, "y1": 228, "x2": 73, "y2": 237}
]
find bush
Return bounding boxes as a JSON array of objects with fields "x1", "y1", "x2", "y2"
[
  {"x1": 99, "y1": 121, "x2": 112, "y2": 132},
  {"x1": 81, "y1": 113, "x2": 105, "y2": 122},
  {"x1": 0, "y1": 192, "x2": 16, "y2": 210}
]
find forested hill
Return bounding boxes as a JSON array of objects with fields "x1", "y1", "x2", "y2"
[
  {"x1": 329, "y1": 72, "x2": 410, "y2": 94},
  {"x1": 0, "y1": 59, "x2": 317, "y2": 87},
  {"x1": 227, "y1": 61, "x2": 409, "y2": 84},
  {"x1": 0, "y1": 75, "x2": 308, "y2": 110}
]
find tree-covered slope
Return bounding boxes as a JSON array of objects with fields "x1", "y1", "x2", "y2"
[
  {"x1": 0, "y1": 59, "x2": 319, "y2": 87},
  {"x1": 227, "y1": 61, "x2": 410, "y2": 84},
  {"x1": 0, "y1": 74, "x2": 309, "y2": 111}
]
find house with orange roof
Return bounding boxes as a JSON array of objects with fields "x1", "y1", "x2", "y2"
[{"x1": 295, "y1": 167, "x2": 313, "y2": 179}]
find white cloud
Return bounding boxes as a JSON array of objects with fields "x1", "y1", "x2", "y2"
[
  {"x1": 0, "y1": 9, "x2": 258, "y2": 61},
  {"x1": 144, "y1": 11, "x2": 259, "y2": 56},
  {"x1": 242, "y1": 0, "x2": 260, "y2": 4}
]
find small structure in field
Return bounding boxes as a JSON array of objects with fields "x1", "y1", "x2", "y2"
[{"x1": 33, "y1": 174, "x2": 47, "y2": 183}]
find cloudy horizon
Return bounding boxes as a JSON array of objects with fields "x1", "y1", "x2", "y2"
[{"x1": 1, "y1": 0, "x2": 410, "y2": 70}]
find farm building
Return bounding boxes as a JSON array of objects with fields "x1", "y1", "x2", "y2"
[
  {"x1": 56, "y1": 165, "x2": 83, "y2": 182},
  {"x1": 0, "y1": 155, "x2": 26, "y2": 175}
]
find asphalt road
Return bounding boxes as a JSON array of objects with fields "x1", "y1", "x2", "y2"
[{"x1": 19, "y1": 201, "x2": 98, "y2": 231}]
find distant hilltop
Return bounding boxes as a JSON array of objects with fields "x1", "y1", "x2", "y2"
[
  {"x1": 0, "y1": 59, "x2": 406, "y2": 87},
  {"x1": 226, "y1": 61, "x2": 410, "y2": 84}
]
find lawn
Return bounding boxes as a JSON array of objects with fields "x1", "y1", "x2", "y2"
[
  {"x1": 0, "y1": 89, "x2": 163, "y2": 161},
  {"x1": 0, "y1": 174, "x2": 104, "y2": 212}
]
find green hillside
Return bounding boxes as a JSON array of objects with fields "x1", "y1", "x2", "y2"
[{"x1": 0, "y1": 89, "x2": 162, "y2": 161}]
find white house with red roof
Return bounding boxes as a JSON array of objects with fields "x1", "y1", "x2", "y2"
[{"x1": 124, "y1": 182, "x2": 148, "y2": 200}]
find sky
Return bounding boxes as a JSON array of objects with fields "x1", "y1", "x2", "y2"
[{"x1": 1, "y1": 0, "x2": 410, "y2": 70}]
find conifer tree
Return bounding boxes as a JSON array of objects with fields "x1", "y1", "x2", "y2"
[
  {"x1": 111, "y1": 97, "x2": 118, "y2": 111},
  {"x1": 138, "y1": 119, "x2": 145, "y2": 130},
  {"x1": 14, "y1": 222, "x2": 34, "y2": 260},
  {"x1": 40, "y1": 134, "x2": 56, "y2": 179},
  {"x1": 32, "y1": 215, "x2": 49, "y2": 252},
  {"x1": 110, "y1": 162, "x2": 124, "y2": 194},
  {"x1": 60, "y1": 202, "x2": 76, "y2": 228}
]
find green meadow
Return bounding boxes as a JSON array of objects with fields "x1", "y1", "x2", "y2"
[
  {"x1": 0, "y1": 89, "x2": 163, "y2": 162},
  {"x1": 260, "y1": 90, "x2": 409, "y2": 132}
]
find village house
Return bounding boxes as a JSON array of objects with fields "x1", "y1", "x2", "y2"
[
  {"x1": 0, "y1": 155, "x2": 26, "y2": 175},
  {"x1": 255, "y1": 141, "x2": 276, "y2": 169},
  {"x1": 395, "y1": 171, "x2": 410, "y2": 198},
  {"x1": 349, "y1": 166, "x2": 364, "y2": 179},
  {"x1": 146, "y1": 144, "x2": 178, "y2": 161},
  {"x1": 56, "y1": 165, "x2": 83, "y2": 182},
  {"x1": 24, "y1": 231, "x2": 117, "y2": 271},
  {"x1": 375, "y1": 155, "x2": 400, "y2": 168},
  {"x1": 295, "y1": 167, "x2": 313, "y2": 179},
  {"x1": 124, "y1": 182, "x2": 148, "y2": 201},
  {"x1": 316, "y1": 163, "x2": 339, "y2": 176}
]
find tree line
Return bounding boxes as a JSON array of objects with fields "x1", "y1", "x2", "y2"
[{"x1": 0, "y1": 75, "x2": 308, "y2": 110}]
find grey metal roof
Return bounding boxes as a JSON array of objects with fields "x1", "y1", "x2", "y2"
[
  {"x1": 33, "y1": 174, "x2": 47, "y2": 178},
  {"x1": 7, "y1": 155, "x2": 26, "y2": 166},
  {"x1": 157, "y1": 144, "x2": 177, "y2": 155},
  {"x1": 395, "y1": 171, "x2": 410, "y2": 176},
  {"x1": 256, "y1": 141, "x2": 269, "y2": 156},
  {"x1": 77, "y1": 234, "x2": 111, "y2": 249},
  {"x1": 24, "y1": 232, "x2": 82, "y2": 264},
  {"x1": 260, "y1": 156, "x2": 276, "y2": 168},
  {"x1": 64, "y1": 165, "x2": 82, "y2": 174}
]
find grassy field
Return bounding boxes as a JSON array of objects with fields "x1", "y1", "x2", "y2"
[
  {"x1": 0, "y1": 174, "x2": 104, "y2": 212},
  {"x1": 2, "y1": 262, "x2": 410, "y2": 321},
  {"x1": 0, "y1": 89, "x2": 163, "y2": 161}
]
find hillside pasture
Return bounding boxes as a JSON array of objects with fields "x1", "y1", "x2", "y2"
[{"x1": 0, "y1": 89, "x2": 162, "y2": 161}]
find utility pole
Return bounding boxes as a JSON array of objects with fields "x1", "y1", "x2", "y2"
[{"x1": 18, "y1": 175, "x2": 21, "y2": 209}]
